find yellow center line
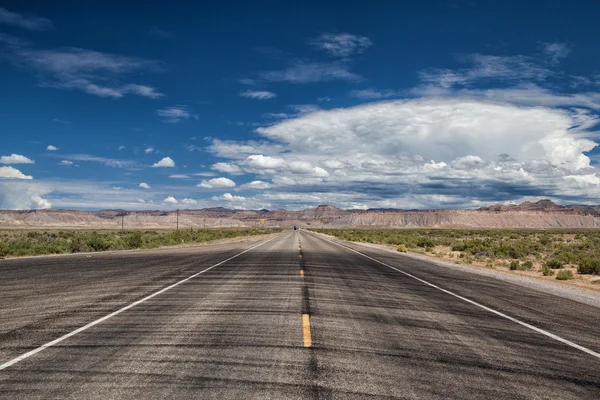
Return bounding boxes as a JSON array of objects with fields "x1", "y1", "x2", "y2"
[
  {"x1": 300, "y1": 270, "x2": 304, "y2": 277},
  {"x1": 302, "y1": 314, "x2": 312, "y2": 348}
]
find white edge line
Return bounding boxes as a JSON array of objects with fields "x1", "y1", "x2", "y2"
[
  {"x1": 0, "y1": 234, "x2": 282, "y2": 371},
  {"x1": 306, "y1": 231, "x2": 600, "y2": 360}
]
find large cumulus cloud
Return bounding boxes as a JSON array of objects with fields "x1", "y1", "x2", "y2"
[{"x1": 206, "y1": 98, "x2": 599, "y2": 209}]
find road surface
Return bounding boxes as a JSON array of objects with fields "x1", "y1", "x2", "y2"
[{"x1": 1, "y1": 230, "x2": 599, "y2": 399}]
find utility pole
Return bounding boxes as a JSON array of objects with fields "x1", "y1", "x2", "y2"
[
  {"x1": 176, "y1": 209, "x2": 179, "y2": 231},
  {"x1": 121, "y1": 214, "x2": 124, "y2": 232}
]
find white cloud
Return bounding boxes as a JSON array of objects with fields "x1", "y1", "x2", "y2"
[
  {"x1": 211, "y1": 162, "x2": 242, "y2": 174},
  {"x1": 118, "y1": 145, "x2": 126, "y2": 150},
  {"x1": 112, "y1": 186, "x2": 123, "y2": 190},
  {"x1": 0, "y1": 181, "x2": 51, "y2": 209},
  {"x1": 59, "y1": 160, "x2": 73, "y2": 166},
  {"x1": 0, "y1": 166, "x2": 32, "y2": 179},
  {"x1": 144, "y1": 147, "x2": 154, "y2": 154},
  {"x1": 181, "y1": 198, "x2": 198, "y2": 205},
  {"x1": 213, "y1": 193, "x2": 246, "y2": 202},
  {"x1": 208, "y1": 139, "x2": 286, "y2": 160},
  {"x1": 256, "y1": 98, "x2": 596, "y2": 169},
  {"x1": 240, "y1": 180, "x2": 272, "y2": 190},
  {"x1": 152, "y1": 157, "x2": 175, "y2": 168},
  {"x1": 163, "y1": 196, "x2": 178, "y2": 204},
  {"x1": 139, "y1": 182, "x2": 151, "y2": 189},
  {"x1": 310, "y1": 33, "x2": 372, "y2": 57},
  {"x1": 240, "y1": 90, "x2": 277, "y2": 100},
  {"x1": 200, "y1": 97, "x2": 600, "y2": 207},
  {"x1": 198, "y1": 177, "x2": 236, "y2": 188},
  {"x1": 169, "y1": 174, "x2": 190, "y2": 179},
  {"x1": 46, "y1": 145, "x2": 58, "y2": 151},
  {"x1": 0, "y1": 7, "x2": 54, "y2": 31},
  {"x1": 245, "y1": 154, "x2": 287, "y2": 170},
  {"x1": 156, "y1": 106, "x2": 196, "y2": 123},
  {"x1": 0, "y1": 154, "x2": 34, "y2": 164}
]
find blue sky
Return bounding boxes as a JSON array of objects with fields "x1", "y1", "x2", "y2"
[{"x1": 1, "y1": 0, "x2": 599, "y2": 210}]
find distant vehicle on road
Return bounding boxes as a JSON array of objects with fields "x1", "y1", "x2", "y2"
[{"x1": 293, "y1": 226, "x2": 298, "y2": 230}]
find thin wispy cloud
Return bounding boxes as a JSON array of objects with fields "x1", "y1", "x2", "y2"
[
  {"x1": 420, "y1": 53, "x2": 552, "y2": 88},
  {"x1": 62, "y1": 154, "x2": 135, "y2": 168},
  {"x1": 3, "y1": 40, "x2": 163, "y2": 98},
  {"x1": 239, "y1": 90, "x2": 277, "y2": 100},
  {"x1": 543, "y1": 42, "x2": 571, "y2": 63},
  {"x1": 349, "y1": 88, "x2": 398, "y2": 99},
  {"x1": 168, "y1": 174, "x2": 190, "y2": 179},
  {"x1": 0, "y1": 7, "x2": 54, "y2": 31},
  {"x1": 310, "y1": 33, "x2": 372, "y2": 58},
  {"x1": 156, "y1": 106, "x2": 197, "y2": 123},
  {"x1": 260, "y1": 61, "x2": 362, "y2": 83}
]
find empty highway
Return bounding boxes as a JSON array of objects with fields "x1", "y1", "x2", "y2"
[{"x1": 1, "y1": 230, "x2": 599, "y2": 399}]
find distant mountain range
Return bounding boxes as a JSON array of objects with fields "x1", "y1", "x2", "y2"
[{"x1": 1, "y1": 201, "x2": 599, "y2": 229}]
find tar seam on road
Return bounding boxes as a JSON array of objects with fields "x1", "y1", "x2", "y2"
[
  {"x1": 0, "y1": 234, "x2": 282, "y2": 371},
  {"x1": 309, "y1": 232, "x2": 600, "y2": 361}
]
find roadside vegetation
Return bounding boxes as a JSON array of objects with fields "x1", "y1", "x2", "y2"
[
  {"x1": 0, "y1": 228, "x2": 281, "y2": 258},
  {"x1": 312, "y1": 229, "x2": 600, "y2": 283}
]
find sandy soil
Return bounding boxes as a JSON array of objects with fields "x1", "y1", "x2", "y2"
[{"x1": 372, "y1": 243, "x2": 600, "y2": 293}]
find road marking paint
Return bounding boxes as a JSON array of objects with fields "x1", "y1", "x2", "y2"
[
  {"x1": 310, "y1": 232, "x2": 600, "y2": 360},
  {"x1": 299, "y1": 254, "x2": 302, "y2": 259},
  {"x1": 302, "y1": 314, "x2": 312, "y2": 347},
  {"x1": 0, "y1": 234, "x2": 282, "y2": 371},
  {"x1": 300, "y1": 270, "x2": 305, "y2": 277}
]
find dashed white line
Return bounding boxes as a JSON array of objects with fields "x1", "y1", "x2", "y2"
[{"x1": 0, "y1": 234, "x2": 281, "y2": 371}]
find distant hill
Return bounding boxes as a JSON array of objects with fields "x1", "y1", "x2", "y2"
[{"x1": 0, "y1": 200, "x2": 598, "y2": 229}]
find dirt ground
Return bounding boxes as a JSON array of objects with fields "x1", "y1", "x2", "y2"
[{"x1": 374, "y1": 243, "x2": 600, "y2": 293}]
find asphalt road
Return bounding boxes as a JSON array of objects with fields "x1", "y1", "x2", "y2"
[{"x1": 1, "y1": 230, "x2": 599, "y2": 399}]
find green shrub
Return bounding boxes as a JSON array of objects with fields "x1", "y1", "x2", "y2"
[
  {"x1": 542, "y1": 266, "x2": 554, "y2": 276},
  {"x1": 522, "y1": 260, "x2": 533, "y2": 270},
  {"x1": 545, "y1": 259, "x2": 563, "y2": 269},
  {"x1": 578, "y1": 259, "x2": 600, "y2": 275},
  {"x1": 556, "y1": 270, "x2": 574, "y2": 280},
  {"x1": 509, "y1": 260, "x2": 520, "y2": 270},
  {"x1": 396, "y1": 244, "x2": 407, "y2": 253},
  {"x1": 416, "y1": 237, "x2": 435, "y2": 248}
]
